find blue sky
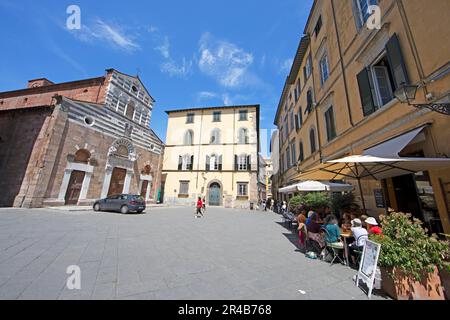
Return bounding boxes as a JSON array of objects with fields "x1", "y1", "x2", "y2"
[{"x1": 0, "y1": 0, "x2": 313, "y2": 156}]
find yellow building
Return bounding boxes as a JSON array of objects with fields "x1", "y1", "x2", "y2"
[
  {"x1": 163, "y1": 105, "x2": 260, "y2": 209},
  {"x1": 274, "y1": 0, "x2": 450, "y2": 233}
]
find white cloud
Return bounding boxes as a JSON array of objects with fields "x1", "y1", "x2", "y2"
[
  {"x1": 155, "y1": 36, "x2": 170, "y2": 59},
  {"x1": 148, "y1": 25, "x2": 158, "y2": 33},
  {"x1": 197, "y1": 91, "x2": 218, "y2": 100},
  {"x1": 161, "y1": 57, "x2": 192, "y2": 78},
  {"x1": 198, "y1": 32, "x2": 254, "y2": 89},
  {"x1": 69, "y1": 19, "x2": 140, "y2": 52}
]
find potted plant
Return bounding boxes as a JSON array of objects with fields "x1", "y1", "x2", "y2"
[
  {"x1": 440, "y1": 262, "x2": 450, "y2": 300},
  {"x1": 288, "y1": 195, "x2": 306, "y2": 215},
  {"x1": 370, "y1": 211, "x2": 449, "y2": 300}
]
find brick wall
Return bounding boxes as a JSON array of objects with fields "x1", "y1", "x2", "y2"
[{"x1": 0, "y1": 107, "x2": 53, "y2": 207}]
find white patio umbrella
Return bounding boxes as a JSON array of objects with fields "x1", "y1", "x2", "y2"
[
  {"x1": 297, "y1": 155, "x2": 450, "y2": 211},
  {"x1": 279, "y1": 180, "x2": 354, "y2": 193}
]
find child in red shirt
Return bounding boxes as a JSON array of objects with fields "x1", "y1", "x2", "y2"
[{"x1": 196, "y1": 197, "x2": 204, "y2": 218}]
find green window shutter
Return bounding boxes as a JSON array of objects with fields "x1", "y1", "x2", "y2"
[
  {"x1": 357, "y1": 68, "x2": 376, "y2": 117},
  {"x1": 295, "y1": 114, "x2": 299, "y2": 131},
  {"x1": 206, "y1": 156, "x2": 210, "y2": 171},
  {"x1": 234, "y1": 155, "x2": 238, "y2": 171},
  {"x1": 178, "y1": 156, "x2": 182, "y2": 171},
  {"x1": 386, "y1": 33, "x2": 410, "y2": 90}
]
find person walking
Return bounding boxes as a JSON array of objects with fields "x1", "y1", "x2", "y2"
[
  {"x1": 202, "y1": 196, "x2": 206, "y2": 215},
  {"x1": 196, "y1": 197, "x2": 204, "y2": 218},
  {"x1": 271, "y1": 199, "x2": 275, "y2": 211}
]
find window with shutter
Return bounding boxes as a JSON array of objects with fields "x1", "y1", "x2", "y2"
[
  {"x1": 206, "y1": 155, "x2": 210, "y2": 171},
  {"x1": 386, "y1": 33, "x2": 409, "y2": 90},
  {"x1": 306, "y1": 90, "x2": 313, "y2": 114},
  {"x1": 310, "y1": 129, "x2": 317, "y2": 154},
  {"x1": 357, "y1": 68, "x2": 376, "y2": 116},
  {"x1": 324, "y1": 106, "x2": 337, "y2": 141},
  {"x1": 299, "y1": 142, "x2": 304, "y2": 162}
]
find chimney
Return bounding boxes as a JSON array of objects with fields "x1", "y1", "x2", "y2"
[{"x1": 27, "y1": 78, "x2": 55, "y2": 88}]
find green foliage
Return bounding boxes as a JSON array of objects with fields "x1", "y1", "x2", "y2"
[
  {"x1": 303, "y1": 192, "x2": 330, "y2": 210},
  {"x1": 288, "y1": 195, "x2": 306, "y2": 214},
  {"x1": 370, "y1": 211, "x2": 450, "y2": 282},
  {"x1": 330, "y1": 192, "x2": 359, "y2": 213}
]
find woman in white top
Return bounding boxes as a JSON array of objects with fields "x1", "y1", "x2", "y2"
[{"x1": 349, "y1": 218, "x2": 369, "y2": 266}]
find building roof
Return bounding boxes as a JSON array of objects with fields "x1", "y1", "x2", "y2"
[
  {"x1": 165, "y1": 104, "x2": 260, "y2": 114},
  {"x1": 273, "y1": 35, "x2": 310, "y2": 125}
]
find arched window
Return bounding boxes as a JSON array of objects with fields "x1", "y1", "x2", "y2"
[
  {"x1": 238, "y1": 128, "x2": 249, "y2": 144},
  {"x1": 310, "y1": 128, "x2": 317, "y2": 154},
  {"x1": 299, "y1": 142, "x2": 305, "y2": 162},
  {"x1": 143, "y1": 165, "x2": 151, "y2": 175},
  {"x1": 74, "y1": 149, "x2": 90, "y2": 164},
  {"x1": 210, "y1": 128, "x2": 221, "y2": 144},
  {"x1": 125, "y1": 101, "x2": 135, "y2": 120},
  {"x1": 116, "y1": 145, "x2": 129, "y2": 158},
  {"x1": 184, "y1": 130, "x2": 194, "y2": 146}
]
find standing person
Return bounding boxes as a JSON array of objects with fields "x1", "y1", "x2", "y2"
[
  {"x1": 262, "y1": 199, "x2": 266, "y2": 211},
  {"x1": 196, "y1": 197, "x2": 203, "y2": 218},
  {"x1": 271, "y1": 199, "x2": 275, "y2": 211},
  {"x1": 282, "y1": 201, "x2": 287, "y2": 214},
  {"x1": 202, "y1": 196, "x2": 206, "y2": 214}
]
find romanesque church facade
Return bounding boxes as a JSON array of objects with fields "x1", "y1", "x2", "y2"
[{"x1": 0, "y1": 69, "x2": 164, "y2": 208}]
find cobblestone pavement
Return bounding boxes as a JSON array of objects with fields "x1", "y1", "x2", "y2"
[{"x1": 0, "y1": 207, "x2": 388, "y2": 300}]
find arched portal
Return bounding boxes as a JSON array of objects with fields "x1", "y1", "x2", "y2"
[{"x1": 208, "y1": 182, "x2": 222, "y2": 206}]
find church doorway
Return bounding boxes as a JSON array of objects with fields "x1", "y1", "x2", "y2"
[
  {"x1": 108, "y1": 168, "x2": 127, "y2": 196},
  {"x1": 65, "y1": 171, "x2": 85, "y2": 205}
]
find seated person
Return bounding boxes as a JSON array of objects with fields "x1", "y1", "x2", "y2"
[
  {"x1": 340, "y1": 212, "x2": 352, "y2": 231},
  {"x1": 323, "y1": 214, "x2": 343, "y2": 248},
  {"x1": 360, "y1": 215, "x2": 368, "y2": 228},
  {"x1": 306, "y1": 212, "x2": 325, "y2": 250},
  {"x1": 297, "y1": 212, "x2": 308, "y2": 247},
  {"x1": 366, "y1": 217, "x2": 383, "y2": 235},
  {"x1": 348, "y1": 218, "x2": 369, "y2": 265}
]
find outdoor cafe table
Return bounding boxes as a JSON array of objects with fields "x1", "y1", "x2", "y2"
[{"x1": 340, "y1": 230, "x2": 353, "y2": 266}]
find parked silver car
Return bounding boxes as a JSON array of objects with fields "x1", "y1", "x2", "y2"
[{"x1": 93, "y1": 194, "x2": 146, "y2": 214}]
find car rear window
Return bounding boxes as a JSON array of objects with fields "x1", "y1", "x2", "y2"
[{"x1": 130, "y1": 195, "x2": 144, "y2": 201}]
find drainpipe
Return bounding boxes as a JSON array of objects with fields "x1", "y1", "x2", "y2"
[{"x1": 330, "y1": 0, "x2": 354, "y2": 127}]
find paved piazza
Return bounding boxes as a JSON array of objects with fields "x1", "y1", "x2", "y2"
[{"x1": 0, "y1": 207, "x2": 386, "y2": 300}]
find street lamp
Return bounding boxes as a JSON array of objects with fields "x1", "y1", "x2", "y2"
[{"x1": 394, "y1": 83, "x2": 450, "y2": 115}]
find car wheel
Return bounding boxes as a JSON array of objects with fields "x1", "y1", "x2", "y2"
[
  {"x1": 93, "y1": 203, "x2": 101, "y2": 212},
  {"x1": 121, "y1": 205, "x2": 129, "y2": 214},
  {"x1": 137, "y1": 210, "x2": 144, "y2": 214}
]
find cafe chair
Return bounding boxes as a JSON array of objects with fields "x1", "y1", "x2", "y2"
[
  {"x1": 353, "y1": 234, "x2": 369, "y2": 265},
  {"x1": 321, "y1": 228, "x2": 345, "y2": 266}
]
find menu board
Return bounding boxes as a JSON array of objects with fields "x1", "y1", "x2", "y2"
[
  {"x1": 373, "y1": 189, "x2": 385, "y2": 208},
  {"x1": 355, "y1": 240, "x2": 381, "y2": 299}
]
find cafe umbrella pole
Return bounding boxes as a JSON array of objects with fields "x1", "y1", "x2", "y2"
[{"x1": 354, "y1": 165, "x2": 367, "y2": 214}]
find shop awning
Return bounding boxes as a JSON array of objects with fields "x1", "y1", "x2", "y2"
[
  {"x1": 279, "y1": 180, "x2": 354, "y2": 193},
  {"x1": 363, "y1": 126, "x2": 427, "y2": 158},
  {"x1": 297, "y1": 155, "x2": 450, "y2": 181}
]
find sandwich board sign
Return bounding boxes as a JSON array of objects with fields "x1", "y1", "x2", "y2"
[{"x1": 355, "y1": 240, "x2": 381, "y2": 299}]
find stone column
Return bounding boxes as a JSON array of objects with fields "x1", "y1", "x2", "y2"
[
  {"x1": 101, "y1": 168, "x2": 113, "y2": 198},
  {"x1": 79, "y1": 172, "x2": 92, "y2": 200},
  {"x1": 58, "y1": 169, "x2": 73, "y2": 201},
  {"x1": 123, "y1": 170, "x2": 134, "y2": 194}
]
